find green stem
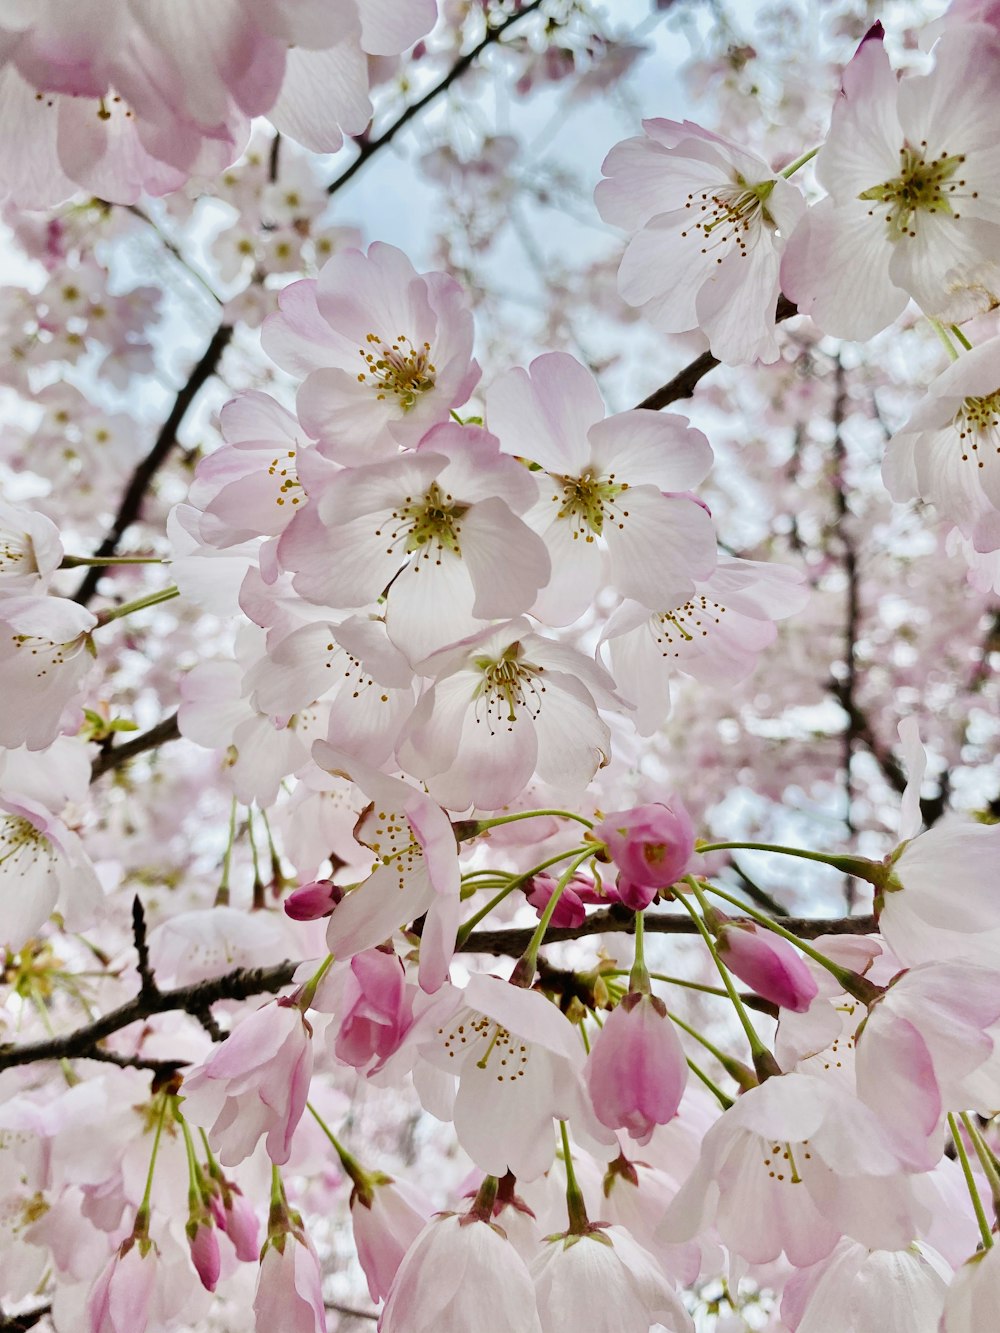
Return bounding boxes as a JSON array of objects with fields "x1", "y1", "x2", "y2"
[
  {"x1": 781, "y1": 146, "x2": 819, "y2": 178},
  {"x1": 467, "y1": 808, "x2": 595, "y2": 835},
  {"x1": 686, "y1": 1057, "x2": 734, "y2": 1110},
  {"x1": 297, "y1": 954, "x2": 334, "y2": 1011},
  {"x1": 455, "y1": 844, "x2": 592, "y2": 945},
  {"x1": 559, "y1": 1120, "x2": 589, "y2": 1234},
  {"x1": 629, "y1": 911, "x2": 650, "y2": 994},
  {"x1": 95, "y1": 585, "x2": 180, "y2": 626},
  {"x1": 215, "y1": 796, "x2": 238, "y2": 907},
  {"x1": 950, "y1": 325, "x2": 974, "y2": 352},
  {"x1": 702, "y1": 881, "x2": 882, "y2": 1004},
  {"x1": 949, "y1": 1112, "x2": 994, "y2": 1249},
  {"x1": 961, "y1": 1112, "x2": 1000, "y2": 1208},
  {"x1": 137, "y1": 1092, "x2": 170, "y2": 1230},
  {"x1": 930, "y1": 318, "x2": 960, "y2": 362},
  {"x1": 696, "y1": 840, "x2": 881, "y2": 883},
  {"x1": 306, "y1": 1102, "x2": 375, "y2": 1201},
  {"x1": 680, "y1": 881, "x2": 777, "y2": 1078},
  {"x1": 177, "y1": 1109, "x2": 208, "y2": 1209}
]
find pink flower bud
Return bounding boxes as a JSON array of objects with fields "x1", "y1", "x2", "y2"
[
  {"x1": 217, "y1": 1188, "x2": 261, "y2": 1263},
  {"x1": 351, "y1": 1177, "x2": 430, "y2": 1302},
  {"x1": 616, "y1": 877, "x2": 659, "y2": 911},
  {"x1": 526, "y1": 873, "x2": 618, "y2": 928},
  {"x1": 595, "y1": 801, "x2": 695, "y2": 889},
  {"x1": 334, "y1": 949, "x2": 414, "y2": 1071},
  {"x1": 88, "y1": 1242, "x2": 157, "y2": 1333},
  {"x1": 585, "y1": 992, "x2": 689, "y2": 1142},
  {"x1": 188, "y1": 1221, "x2": 221, "y2": 1293},
  {"x1": 283, "y1": 880, "x2": 343, "y2": 921},
  {"x1": 716, "y1": 922, "x2": 818, "y2": 1013}
]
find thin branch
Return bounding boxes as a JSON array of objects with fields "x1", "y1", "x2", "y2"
[
  {"x1": 0, "y1": 1304, "x2": 52, "y2": 1332},
  {"x1": 0, "y1": 911, "x2": 874, "y2": 1073},
  {"x1": 90, "y1": 711, "x2": 181, "y2": 782},
  {"x1": 131, "y1": 896, "x2": 156, "y2": 997},
  {"x1": 324, "y1": 1303, "x2": 378, "y2": 1322},
  {"x1": 326, "y1": 0, "x2": 546, "y2": 198},
  {"x1": 72, "y1": 325, "x2": 234, "y2": 606},
  {"x1": 635, "y1": 295, "x2": 798, "y2": 410}
]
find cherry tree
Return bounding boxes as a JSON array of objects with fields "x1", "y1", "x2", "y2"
[{"x1": 1, "y1": 1, "x2": 999, "y2": 1330}]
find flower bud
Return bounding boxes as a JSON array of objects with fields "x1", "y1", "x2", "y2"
[
  {"x1": 595, "y1": 801, "x2": 695, "y2": 890},
  {"x1": 716, "y1": 921, "x2": 818, "y2": 1013},
  {"x1": 283, "y1": 880, "x2": 343, "y2": 921},
  {"x1": 188, "y1": 1220, "x2": 221, "y2": 1293},
  {"x1": 585, "y1": 992, "x2": 688, "y2": 1142}
]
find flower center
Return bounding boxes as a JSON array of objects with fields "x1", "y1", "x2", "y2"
[
  {"x1": 955, "y1": 389, "x2": 1000, "y2": 468},
  {"x1": 376, "y1": 483, "x2": 468, "y2": 564},
  {"x1": 0, "y1": 527, "x2": 33, "y2": 578},
  {"x1": 761, "y1": 1139, "x2": 811, "y2": 1184},
  {"x1": 859, "y1": 143, "x2": 969, "y2": 241},
  {"x1": 473, "y1": 643, "x2": 546, "y2": 730},
  {"x1": 553, "y1": 471, "x2": 629, "y2": 540},
  {"x1": 357, "y1": 332, "x2": 437, "y2": 409},
  {"x1": 679, "y1": 176, "x2": 776, "y2": 263},
  {"x1": 438, "y1": 1013, "x2": 530, "y2": 1081},
  {"x1": 8, "y1": 630, "x2": 87, "y2": 679},
  {"x1": 268, "y1": 450, "x2": 303, "y2": 507},
  {"x1": 652, "y1": 595, "x2": 727, "y2": 655},
  {"x1": 0, "y1": 817, "x2": 53, "y2": 874}
]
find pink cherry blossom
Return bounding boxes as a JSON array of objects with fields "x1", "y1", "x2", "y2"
[
  {"x1": 526, "y1": 873, "x2": 618, "y2": 928},
  {"x1": 531, "y1": 1226, "x2": 693, "y2": 1333},
  {"x1": 311, "y1": 745, "x2": 461, "y2": 993},
  {"x1": 658, "y1": 1072, "x2": 927, "y2": 1266},
  {"x1": 941, "y1": 1244, "x2": 1000, "y2": 1331},
  {"x1": 210, "y1": 1184, "x2": 260, "y2": 1263},
  {"x1": 585, "y1": 992, "x2": 689, "y2": 1142},
  {"x1": 284, "y1": 880, "x2": 342, "y2": 921},
  {"x1": 351, "y1": 1175, "x2": 430, "y2": 1303},
  {"x1": 182, "y1": 999, "x2": 313, "y2": 1167},
  {"x1": 262, "y1": 243, "x2": 480, "y2": 462},
  {"x1": 380, "y1": 1212, "x2": 542, "y2": 1333},
  {"x1": 0, "y1": 500, "x2": 63, "y2": 591},
  {"x1": 397, "y1": 618, "x2": 617, "y2": 812},
  {"x1": 782, "y1": 25, "x2": 1000, "y2": 337},
  {"x1": 0, "y1": 794, "x2": 103, "y2": 949},
  {"x1": 88, "y1": 1241, "x2": 157, "y2": 1333},
  {"x1": 600, "y1": 558, "x2": 809, "y2": 735},
  {"x1": 781, "y1": 1238, "x2": 950, "y2": 1333},
  {"x1": 324, "y1": 949, "x2": 415, "y2": 1072},
  {"x1": 276, "y1": 422, "x2": 550, "y2": 663},
  {"x1": 253, "y1": 1230, "x2": 326, "y2": 1333},
  {"x1": 0, "y1": 593, "x2": 97, "y2": 750},
  {"x1": 187, "y1": 1221, "x2": 221, "y2": 1293},
  {"x1": 594, "y1": 801, "x2": 695, "y2": 890},
  {"x1": 597, "y1": 119, "x2": 806, "y2": 364},
  {"x1": 882, "y1": 336, "x2": 1000, "y2": 551},
  {"x1": 716, "y1": 920, "x2": 819, "y2": 1013},
  {"x1": 486, "y1": 351, "x2": 716, "y2": 625}
]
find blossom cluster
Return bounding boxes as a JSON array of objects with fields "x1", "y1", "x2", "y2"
[{"x1": 1, "y1": 3, "x2": 1000, "y2": 1333}]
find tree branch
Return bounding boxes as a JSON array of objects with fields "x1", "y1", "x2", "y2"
[
  {"x1": 72, "y1": 325, "x2": 234, "y2": 606},
  {"x1": 326, "y1": 1, "x2": 546, "y2": 198},
  {"x1": 0, "y1": 911, "x2": 874, "y2": 1073},
  {"x1": 90, "y1": 711, "x2": 181, "y2": 782},
  {"x1": 635, "y1": 296, "x2": 798, "y2": 410}
]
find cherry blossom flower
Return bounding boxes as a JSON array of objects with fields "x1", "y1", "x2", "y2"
[
  {"x1": 877, "y1": 718, "x2": 1000, "y2": 966},
  {"x1": 276, "y1": 422, "x2": 550, "y2": 662},
  {"x1": 596, "y1": 119, "x2": 805, "y2": 364},
  {"x1": 600, "y1": 558, "x2": 809, "y2": 734},
  {"x1": 486, "y1": 351, "x2": 716, "y2": 625},
  {"x1": 782, "y1": 24, "x2": 1000, "y2": 338},
  {"x1": 311, "y1": 746, "x2": 461, "y2": 993},
  {"x1": 380, "y1": 1212, "x2": 542, "y2": 1333},
  {"x1": 0, "y1": 594, "x2": 97, "y2": 750},
  {"x1": 531, "y1": 1226, "x2": 693, "y2": 1333},
  {"x1": 397, "y1": 618, "x2": 617, "y2": 812},
  {"x1": 585, "y1": 992, "x2": 689, "y2": 1142},
  {"x1": 854, "y1": 961, "x2": 1000, "y2": 1168},
  {"x1": 253, "y1": 1229, "x2": 326, "y2": 1333},
  {"x1": 350, "y1": 1176, "x2": 430, "y2": 1303},
  {"x1": 882, "y1": 336, "x2": 1000, "y2": 551},
  {"x1": 316, "y1": 948, "x2": 415, "y2": 1073},
  {"x1": 262, "y1": 243, "x2": 480, "y2": 462},
  {"x1": 0, "y1": 794, "x2": 103, "y2": 949},
  {"x1": 526, "y1": 873, "x2": 618, "y2": 929},
  {"x1": 941, "y1": 1244, "x2": 1000, "y2": 1331},
  {"x1": 378, "y1": 974, "x2": 613, "y2": 1181},
  {"x1": 0, "y1": 501, "x2": 63, "y2": 591},
  {"x1": 88, "y1": 1241, "x2": 158, "y2": 1333},
  {"x1": 658, "y1": 1072, "x2": 927, "y2": 1265},
  {"x1": 781, "y1": 1238, "x2": 950, "y2": 1333},
  {"x1": 182, "y1": 999, "x2": 313, "y2": 1167}
]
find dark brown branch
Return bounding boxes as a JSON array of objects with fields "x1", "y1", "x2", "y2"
[
  {"x1": 0, "y1": 911, "x2": 875, "y2": 1073},
  {"x1": 0, "y1": 961, "x2": 297, "y2": 1073},
  {"x1": 635, "y1": 295, "x2": 798, "y2": 410},
  {"x1": 73, "y1": 324, "x2": 234, "y2": 606},
  {"x1": 131, "y1": 895, "x2": 156, "y2": 997},
  {"x1": 326, "y1": 0, "x2": 546, "y2": 198},
  {"x1": 90, "y1": 711, "x2": 181, "y2": 782},
  {"x1": 0, "y1": 1304, "x2": 52, "y2": 1332}
]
